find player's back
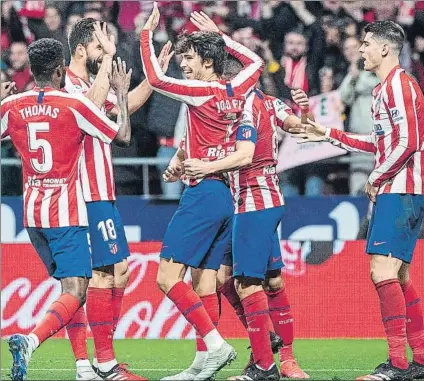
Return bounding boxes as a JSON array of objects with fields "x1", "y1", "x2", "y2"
[
  {"x1": 229, "y1": 89, "x2": 286, "y2": 213},
  {"x1": 2, "y1": 88, "x2": 94, "y2": 227}
]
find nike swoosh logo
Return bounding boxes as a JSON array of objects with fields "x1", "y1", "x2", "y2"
[
  {"x1": 373, "y1": 241, "x2": 386, "y2": 246},
  {"x1": 272, "y1": 257, "x2": 281, "y2": 263}
]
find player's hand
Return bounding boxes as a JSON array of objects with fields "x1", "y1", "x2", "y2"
[
  {"x1": 365, "y1": 181, "x2": 379, "y2": 203},
  {"x1": 163, "y1": 162, "x2": 183, "y2": 183},
  {"x1": 109, "y1": 57, "x2": 132, "y2": 95},
  {"x1": 291, "y1": 89, "x2": 309, "y2": 111},
  {"x1": 190, "y1": 11, "x2": 220, "y2": 33},
  {"x1": 93, "y1": 21, "x2": 116, "y2": 57},
  {"x1": 0, "y1": 81, "x2": 17, "y2": 100},
  {"x1": 184, "y1": 158, "x2": 212, "y2": 179},
  {"x1": 289, "y1": 119, "x2": 327, "y2": 143},
  {"x1": 143, "y1": 2, "x2": 160, "y2": 31},
  {"x1": 158, "y1": 41, "x2": 175, "y2": 73}
]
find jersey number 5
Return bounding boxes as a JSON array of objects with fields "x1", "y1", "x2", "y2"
[{"x1": 27, "y1": 122, "x2": 53, "y2": 174}]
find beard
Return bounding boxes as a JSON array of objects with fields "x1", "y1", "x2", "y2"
[{"x1": 86, "y1": 57, "x2": 101, "y2": 75}]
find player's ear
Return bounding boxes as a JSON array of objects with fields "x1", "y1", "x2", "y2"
[
  {"x1": 76, "y1": 44, "x2": 86, "y2": 58},
  {"x1": 203, "y1": 57, "x2": 214, "y2": 71},
  {"x1": 381, "y1": 43, "x2": 389, "y2": 57}
]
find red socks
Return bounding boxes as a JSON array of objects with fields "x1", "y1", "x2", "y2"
[
  {"x1": 167, "y1": 282, "x2": 215, "y2": 337},
  {"x1": 86, "y1": 288, "x2": 115, "y2": 363},
  {"x1": 375, "y1": 279, "x2": 408, "y2": 369},
  {"x1": 401, "y1": 280, "x2": 424, "y2": 365},
  {"x1": 265, "y1": 287, "x2": 294, "y2": 361},
  {"x1": 66, "y1": 307, "x2": 89, "y2": 360},
  {"x1": 32, "y1": 293, "x2": 80, "y2": 345},
  {"x1": 112, "y1": 288, "x2": 125, "y2": 332},
  {"x1": 219, "y1": 278, "x2": 248, "y2": 329},
  {"x1": 242, "y1": 290, "x2": 274, "y2": 370},
  {"x1": 196, "y1": 294, "x2": 220, "y2": 352}
]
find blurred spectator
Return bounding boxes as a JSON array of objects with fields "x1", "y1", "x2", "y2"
[
  {"x1": 411, "y1": 34, "x2": 424, "y2": 91},
  {"x1": 1, "y1": 1, "x2": 33, "y2": 50},
  {"x1": 268, "y1": 29, "x2": 320, "y2": 102},
  {"x1": 339, "y1": 36, "x2": 378, "y2": 195},
  {"x1": 7, "y1": 42, "x2": 35, "y2": 92},
  {"x1": 319, "y1": 66, "x2": 336, "y2": 93}
]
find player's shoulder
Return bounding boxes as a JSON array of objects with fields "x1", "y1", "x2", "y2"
[{"x1": 1, "y1": 89, "x2": 39, "y2": 105}]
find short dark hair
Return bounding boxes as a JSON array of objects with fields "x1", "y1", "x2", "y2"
[
  {"x1": 364, "y1": 20, "x2": 405, "y2": 52},
  {"x1": 176, "y1": 31, "x2": 226, "y2": 76},
  {"x1": 28, "y1": 38, "x2": 64, "y2": 82},
  {"x1": 223, "y1": 55, "x2": 243, "y2": 80},
  {"x1": 68, "y1": 17, "x2": 105, "y2": 56}
]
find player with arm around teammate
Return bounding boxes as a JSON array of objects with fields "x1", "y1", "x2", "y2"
[
  {"x1": 141, "y1": 5, "x2": 265, "y2": 380},
  {"x1": 291, "y1": 20, "x2": 424, "y2": 381},
  {"x1": 1, "y1": 38, "x2": 130, "y2": 381},
  {"x1": 185, "y1": 57, "x2": 312, "y2": 380}
]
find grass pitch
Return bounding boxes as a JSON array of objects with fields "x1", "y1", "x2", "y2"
[{"x1": 1, "y1": 338, "x2": 396, "y2": 380}]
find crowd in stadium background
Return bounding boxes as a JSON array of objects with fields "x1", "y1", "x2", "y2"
[{"x1": 2, "y1": 0, "x2": 424, "y2": 198}]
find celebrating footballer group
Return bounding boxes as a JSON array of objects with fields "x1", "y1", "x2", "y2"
[{"x1": 1, "y1": 2, "x2": 423, "y2": 381}]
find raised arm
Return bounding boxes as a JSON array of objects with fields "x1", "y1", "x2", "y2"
[
  {"x1": 70, "y1": 59, "x2": 132, "y2": 145},
  {"x1": 368, "y1": 73, "x2": 420, "y2": 187},
  {"x1": 83, "y1": 22, "x2": 115, "y2": 109},
  {"x1": 190, "y1": 11, "x2": 264, "y2": 96}
]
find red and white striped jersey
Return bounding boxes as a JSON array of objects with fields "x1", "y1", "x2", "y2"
[
  {"x1": 140, "y1": 29, "x2": 264, "y2": 186},
  {"x1": 230, "y1": 89, "x2": 292, "y2": 213},
  {"x1": 326, "y1": 65, "x2": 424, "y2": 194},
  {"x1": 64, "y1": 68, "x2": 118, "y2": 202},
  {"x1": 1, "y1": 87, "x2": 119, "y2": 228}
]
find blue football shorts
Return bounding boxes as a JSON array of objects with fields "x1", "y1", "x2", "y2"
[
  {"x1": 160, "y1": 179, "x2": 234, "y2": 270},
  {"x1": 27, "y1": 226, "x2": 92, "y2": 279},
  {"x1": 366, "y1": 193, "x2": 424, "y2": 263}
]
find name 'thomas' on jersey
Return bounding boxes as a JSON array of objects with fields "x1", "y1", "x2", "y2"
[
  {"x1": 140, "y1": 30, "x2": 264, "y2": 186},
  {"x1": 1, "y1": 88, "x2": 119, "y2": 228},
  {"x1": 231, "y1": 89, "x2": 292, "y2": 213}
]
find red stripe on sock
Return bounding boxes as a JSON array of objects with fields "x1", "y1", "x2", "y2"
[
  {"x1": 66, "y1": 307, "x2": 88, "y2": 360},
  {"x1": 402, "y1": 280, "x2": 424, "y2": 365},
  {"x1": 375, "y1": 279, "x2": 408, "y2": 369},
  {"x1": 242, "y1": 291, "x2": 274, "y2": 370},
  {"x1": 167, "y1": 282, "x2": 215, "y2": 337},
  {"x1": 32, "y1": 293, "x2": 80, "y2": 345},
  {"x1": 265, "y1": 287, "x2": 294, "y2": 361},
  {"x1": 86, "y1": 288, "x2": 115, "y2": 363}
]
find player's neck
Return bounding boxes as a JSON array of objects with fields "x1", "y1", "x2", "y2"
[
  {"x1": 375, "y1": 58, "x2": 400, "y2": 84},
  {"x1": 200, "y1": 72, "x2": 219, "y2": 82},
  {"x1": 68, "y1": 59, "x2": 90, "y2": 82},
  {"x1": 36, "y1": 81, "x2": 58, "y2": 90}
]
